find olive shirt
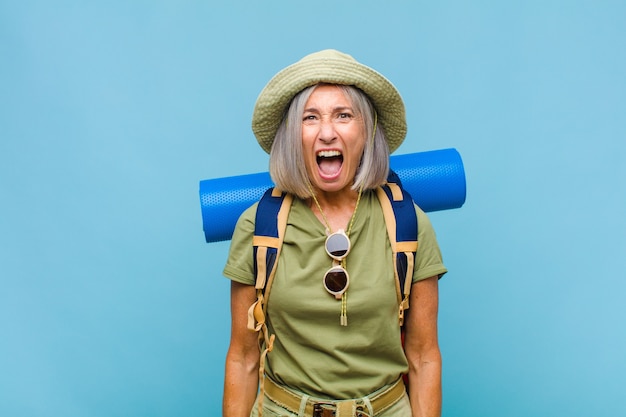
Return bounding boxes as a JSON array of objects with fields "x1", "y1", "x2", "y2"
[{"x1": 223, "y1": 190, "x2": 447, "y2": 399}]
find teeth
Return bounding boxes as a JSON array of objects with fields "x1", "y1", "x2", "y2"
[{"x1": 317, "y1": 150, "x2": 342, "y2": 158}]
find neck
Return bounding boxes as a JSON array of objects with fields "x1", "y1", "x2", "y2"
[
  {"x1": 308, "y1": 187, "x2": 363, "y2": 234},
  {"x1": 312, "y1": 187, "x2": 359, "y2": 209}
]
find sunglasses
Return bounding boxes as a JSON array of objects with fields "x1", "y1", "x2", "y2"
[{"x1": 323, "y1": 230, "x2": 351, "y2": 299}]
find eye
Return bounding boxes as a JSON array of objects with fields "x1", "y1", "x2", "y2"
[{"x1": 336, "y1": 112, "x2": 353, "y2": 122}]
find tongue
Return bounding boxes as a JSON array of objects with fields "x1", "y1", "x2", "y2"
[{"x1": 318, "y1": 157, "x2": 342, "y2": 176}]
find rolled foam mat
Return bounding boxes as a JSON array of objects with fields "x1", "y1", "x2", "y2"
[{"x1": 200, "y1": 147, "x2": 466, "y2": 243}]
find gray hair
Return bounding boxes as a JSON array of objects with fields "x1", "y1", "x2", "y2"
[{"x1": 269, "y1": 84, "x2": 390, "y2": 199}]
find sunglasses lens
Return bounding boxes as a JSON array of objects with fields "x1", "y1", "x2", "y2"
[
  {"x1": 326, "y1": 232, "x2": 350, "y2": 259},
  {"x1": 324, "y1": 267, "x2": 348, "y2": 293}
]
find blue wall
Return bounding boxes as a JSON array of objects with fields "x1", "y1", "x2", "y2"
[{"x1": 1, "y1": 1, "x2": 625, "y2": 416}]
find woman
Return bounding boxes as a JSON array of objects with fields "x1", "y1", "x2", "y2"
[{"x1": 223, "y1": 49, "x2": 447, "y2": 417}]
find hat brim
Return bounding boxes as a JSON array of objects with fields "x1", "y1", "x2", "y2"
[{"x1": 251, "y1": 50, "x2": 407, "y2": 154}]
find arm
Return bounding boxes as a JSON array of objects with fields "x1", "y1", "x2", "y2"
[
  {"x1": 403, "y1": 276, "x2": 442, "y2": 417},
  {"x1": 223, "y1": 281, "x2": 260, "y2": 417}
]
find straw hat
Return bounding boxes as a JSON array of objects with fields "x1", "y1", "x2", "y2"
[{"x1": 251, "y1": 49, "x2": 407, "y2": 154}]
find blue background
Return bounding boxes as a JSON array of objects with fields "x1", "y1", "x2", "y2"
[{"x1": 2, "y1": 1, "x2": 625, "y2": 416}]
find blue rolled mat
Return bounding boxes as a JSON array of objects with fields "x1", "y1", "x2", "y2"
[{"x1": 199, "y1": 147, "x2": 466, "y2": 243}]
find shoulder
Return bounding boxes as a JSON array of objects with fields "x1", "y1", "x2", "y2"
[{"x1": 223, "y1": 203, "x2": 258, "y2": 285}]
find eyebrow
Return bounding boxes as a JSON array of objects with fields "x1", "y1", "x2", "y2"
[{"x1": 303, "y1": 106, "x2": 354, "y2": 113}]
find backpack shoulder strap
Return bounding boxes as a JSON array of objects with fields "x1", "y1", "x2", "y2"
[
  {"x1": 247, "y1": 187, "x2": 293, "y2": 334},
  {"x1": 376, "y1": 172, "x2": 419, "y2": 326},
  {"x1": 246, "y1": 187, "x2": 293, "y2": 415}
]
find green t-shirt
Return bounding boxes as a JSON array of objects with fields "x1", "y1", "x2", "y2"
[{"x1": 223, "y1": 190, "x2": 447, "y2": 399}]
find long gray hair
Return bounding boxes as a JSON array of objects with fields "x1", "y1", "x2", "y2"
[{"x1": 268, "y1": 84, "x2": 390, "y2": 199}]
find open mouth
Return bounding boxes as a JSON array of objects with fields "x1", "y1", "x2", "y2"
[{"x1": 316, "y1": 150, "x2": 343, "y2": 178}]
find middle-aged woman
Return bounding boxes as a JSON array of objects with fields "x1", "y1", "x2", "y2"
[{"x1": 222, "y1": 49, "x2": 447, "y2": 417}]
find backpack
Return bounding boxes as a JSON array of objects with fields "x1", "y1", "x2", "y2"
[{"x1": 246, "y1": 173, "x2": 419, "y2": 364}]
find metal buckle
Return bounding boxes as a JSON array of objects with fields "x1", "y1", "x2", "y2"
[
  {"x1": 313, "y1": 402, "x2": 336, "y2": 417},
  {"x1": 312, "y1": 401, "x2": 369, "y2": 417}
]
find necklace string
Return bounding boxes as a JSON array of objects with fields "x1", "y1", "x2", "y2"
[
  {"x1": 309, "y1": 184, "x2": 363, "y2": 327},
  {"x1": 309, "y1": 185, "x2": 364, "y2": 237}
]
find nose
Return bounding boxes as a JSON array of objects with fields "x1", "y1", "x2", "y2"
[{"x1": 318, "y1": 118, "x2": 337, "y2": 143}]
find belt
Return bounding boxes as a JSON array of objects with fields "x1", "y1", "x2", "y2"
[{"x1": 264, "y1": 377, "x2": 406, "y2": 417}]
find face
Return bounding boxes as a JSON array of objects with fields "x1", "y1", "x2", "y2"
[{"x1": 301, "y1": 85, "x2": 366, "y2": 195}]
